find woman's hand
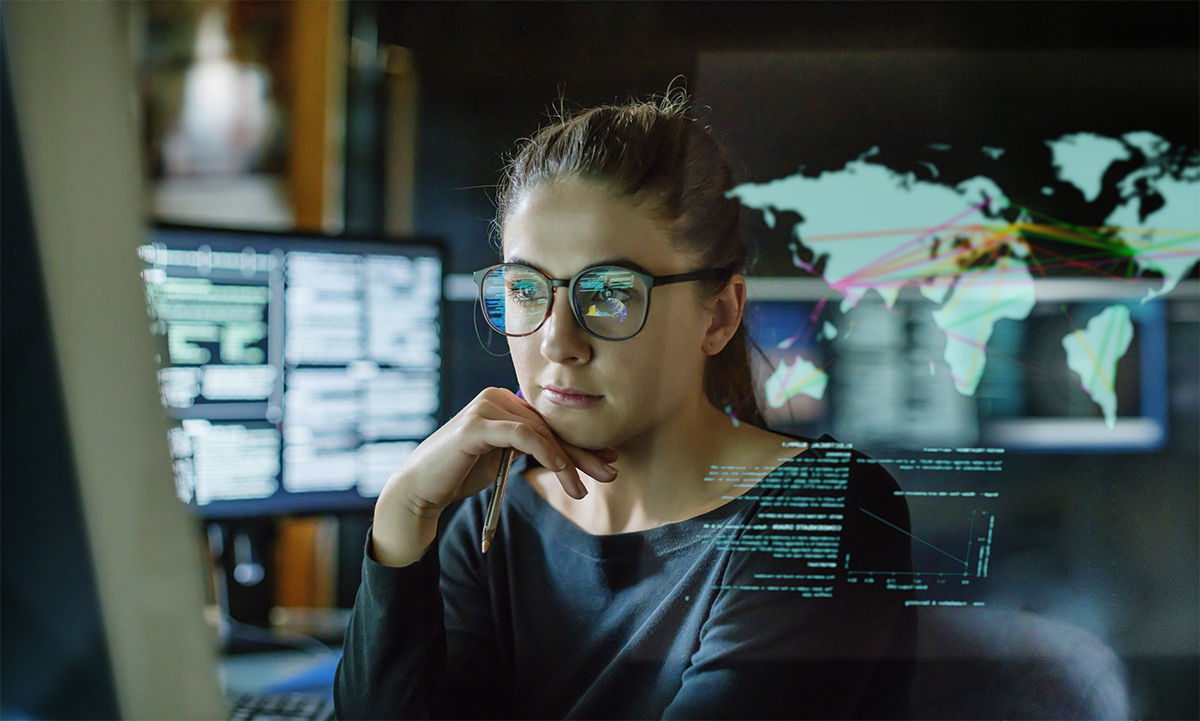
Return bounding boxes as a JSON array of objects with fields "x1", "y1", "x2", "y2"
[{"x1": 371, "y1": 387, "x2": 618, "y2": 567}]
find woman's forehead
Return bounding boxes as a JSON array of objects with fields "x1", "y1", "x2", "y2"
[{"x1": 502, "y1": 180, "x2": 689, "y2": 276}]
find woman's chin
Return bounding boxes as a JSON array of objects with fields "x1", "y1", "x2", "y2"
[{"x1": 541, "y1": 411, "x2": 622, "y2": 452}]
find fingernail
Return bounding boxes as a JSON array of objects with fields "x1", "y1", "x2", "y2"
[
  {"x1": 554, "y1": 457, "x2": 567, "y2": 471},
  {"x1": 602, "y1": 462, "x2": 618, "y2": 476}
]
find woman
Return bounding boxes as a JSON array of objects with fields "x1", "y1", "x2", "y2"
[{"x1": 335, "y1": 93, "x2": 916, "y2": 719}]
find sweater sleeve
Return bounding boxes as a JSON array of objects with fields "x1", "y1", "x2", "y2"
[
  {"x1": 334, "y1": 501, "x2": 511, "y2": 720},
  {"x1": 333, "y1": 526, "x2": 447, "y2": 719},
  {"x1": 661, "y1": 457, "x2": 917, "y2": 720}
]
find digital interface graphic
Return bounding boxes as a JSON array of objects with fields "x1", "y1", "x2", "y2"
[
  {"x1": 728, "y1": 131, "x2": 1196, "y2": 419},
  {"x1": 852, "y1": 450, "x2": 1002, "y2": 606},
  {"x1": 695, "y1": 49, "x2": 1198, "y2": 621},
  {"x1": 700, "y1": 51, "x2": 1197, "y2": 451}
]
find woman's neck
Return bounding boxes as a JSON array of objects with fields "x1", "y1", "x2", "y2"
[{"x1": 528, "y1": 397, "x2": 797, "y2": 535}]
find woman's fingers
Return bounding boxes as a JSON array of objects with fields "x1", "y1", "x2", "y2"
[
  {"x1": 476, "y1": 389, "x2": 617, "y2": 493},
  {"x1": 560, "y1": 443, "x2": 618, "y2": 484},
  {"x1": 491, "y1": 418, "x2": 568, "y2": 472},
  {"x1": 590, "y1": 447, "x2": 619, "y2": 464},
  {"x1": 472, "y1": 419, "x2": 586, "y2": 499},
  {"x1": 508, "y1": 393, "x2": 620, "y2": 480},
  {"x1": 371, "y1": 386, "x2": 607, "y2": 565}
]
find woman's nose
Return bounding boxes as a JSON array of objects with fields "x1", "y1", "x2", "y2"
[{"x1": 539, "y1": 288, "x2": 592, "y2": 364}]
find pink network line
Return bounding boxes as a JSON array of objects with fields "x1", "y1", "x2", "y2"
[
  {"x1": 940, "y1": 331, "x2": 1074, "y2": 388},
  {"x1": 1025, "y1": 242, "x2": 1134, "y2": 282},
  {"x1": 938, "y1": 326, "x2": 990, "y2": 354},
  {"x1": 830, "y1": 200, "x2": 991, "y2": 293},
  {"x1": 834, "y1": 224, "x2": 1024, "y2": 291},
  {"x1": 800, "y1": 296, "x2": 829, "y2": 347},
  {"x1": 935, "y1": 281, "x2": 1035, "y2": 335},
  {"x1": 1022, "y1": 252, "x2": 1199, "y2": 276},
  {"x1": 836, "y1": 256, "x2": 1038, "y2": 295},
  {"x1": 1030, "y1": 256, "x2": 1155, "y2": 270},
  {"x1": 770, "y1": 352, "x2": 840, "y2": 407},
  {"x1": 777, "y1": 296, "x2": 828, "y2": 350}
]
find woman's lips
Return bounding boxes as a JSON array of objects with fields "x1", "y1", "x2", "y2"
[{"x1": 542, "y1": 386, "x2": 603, "y2": 409}]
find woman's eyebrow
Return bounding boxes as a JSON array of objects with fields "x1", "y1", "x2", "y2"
[
  {"x1": 506, "y1": 256, "x2": 654, "y2": 278},
  {"x1": 593, "y1": 258, "x2": 652, "y2": 275},
  {"x1": 505, "y1": 256, "x2": 547, "y2": 274}
]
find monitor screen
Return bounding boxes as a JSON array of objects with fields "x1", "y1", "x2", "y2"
[
  {"x1": 139, "y1": 225, "x2": 443, "y2": 518},
  {"x1": 746, "y1": 281, "x2": 1174, "y2": 454}
]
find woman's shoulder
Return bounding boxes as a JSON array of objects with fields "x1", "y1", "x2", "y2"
[
  {"x1": 763, "y1": 429, "x2": 912, "y2": 542},
  {"x1": 748, "y1": 427, "x2": 904, "y2": 508},
  {"x1": 724, "y1": 423, "x2": 812, "y2": 469},
  {"x1": 764, "y1": 427, "x2": 894, "y2": 471}
]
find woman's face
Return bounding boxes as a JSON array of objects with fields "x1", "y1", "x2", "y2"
[{"x1": 502, "y1": 178, "x2": 716, "y2": 450}]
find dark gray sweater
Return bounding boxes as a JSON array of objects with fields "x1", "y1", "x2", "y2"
[{"x1": 335, "y1": 436, "x2": 916, "y2": 719}]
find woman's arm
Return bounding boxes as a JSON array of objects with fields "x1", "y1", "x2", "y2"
[
  {"x1": 335, "y1": 387, "x2": 616, "y2": 717},
  {"x1": 333, "y1": 496, "x2": 513, "y2": 720},
  {"x1": 334, "y1": 526, "x2": 450, "y2": 719}
]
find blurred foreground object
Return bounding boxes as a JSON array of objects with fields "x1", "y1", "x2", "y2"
[{"x1": 3, "y1": 1, "x2": 226, "y2": 717}]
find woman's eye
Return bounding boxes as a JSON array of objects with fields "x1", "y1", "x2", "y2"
[
  {"x1": 602, "y1": 286, "x2": 632, "y2": 301},
  {"x1": 507, "y1": 283, "x2": 540, "y2": 302}
]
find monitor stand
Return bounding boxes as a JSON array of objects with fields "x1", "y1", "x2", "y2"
[{"x1": 206, "y1": 520, "x2": 297, "y2": 655}]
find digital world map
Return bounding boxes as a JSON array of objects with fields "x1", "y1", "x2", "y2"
[{"x1": 728, "y1": 132, "x2": 1200, "y2": 429}]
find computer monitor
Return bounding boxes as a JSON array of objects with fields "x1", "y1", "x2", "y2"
[
  {"x1": 139, "y1": 225, "x2": 444, "y2": 519},
  {"x1": 745, "y1": 280, "x2": 1178, "y2": 454}
]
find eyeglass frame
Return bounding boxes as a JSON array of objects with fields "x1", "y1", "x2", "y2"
[{"x1": 472, "y1": 261, "x2": 732, "y2": 341}]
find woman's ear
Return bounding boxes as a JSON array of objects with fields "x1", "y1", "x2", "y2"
[{"x1": 703, "y1": 275, "x2": 746, "y2": 356}]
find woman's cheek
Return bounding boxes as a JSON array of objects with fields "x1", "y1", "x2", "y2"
[{"x1": 508, "y1": 339, "x2": 540, "y2": 383}]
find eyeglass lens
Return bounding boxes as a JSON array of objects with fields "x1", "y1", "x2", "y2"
[{"x1": 480, "y1": 264, "x2": 648, "y2": 339}]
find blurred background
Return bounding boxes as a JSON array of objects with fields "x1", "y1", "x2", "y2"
[{"x1": 2, "y1": 1, "x2": 1196, "y2": 719}]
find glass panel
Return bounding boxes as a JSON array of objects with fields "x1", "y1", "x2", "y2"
[
  {"x1": 575, "y1": 267, "x2": 646, "y2": 339},
  {"x1": 482, "y1": 265, "x2": 549, "y2": 335}
]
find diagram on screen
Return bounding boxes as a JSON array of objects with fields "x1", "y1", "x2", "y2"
[{"x1": 845, "y1": 491, "x2": 997, "y2": 606}]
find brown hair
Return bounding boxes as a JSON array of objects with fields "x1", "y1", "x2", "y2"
[{"x1": 494, "y1": 90, "x2": 766, "y2": 429}]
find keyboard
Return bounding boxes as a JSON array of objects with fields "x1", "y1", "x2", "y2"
[{"x1": 226, "y1": 691, "x2": 334, "y2": 721}]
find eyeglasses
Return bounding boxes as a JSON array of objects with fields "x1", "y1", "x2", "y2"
[{"x1": 472, "y1": 262, "x2": 730, "y2": 341}]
